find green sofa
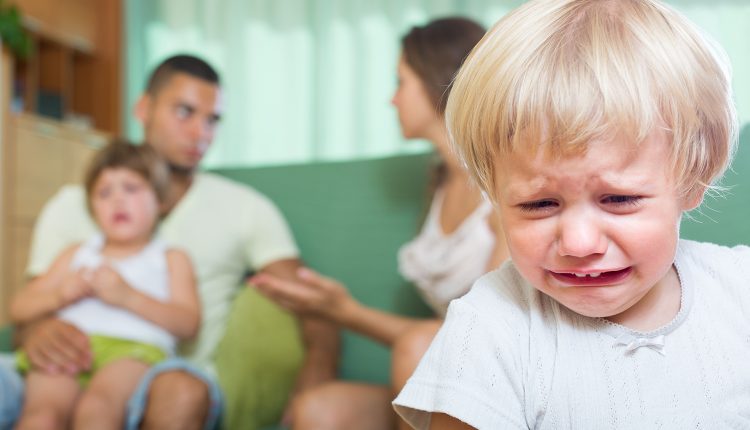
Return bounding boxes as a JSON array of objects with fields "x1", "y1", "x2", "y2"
[
  {"x1": 211, "y1": 152, "x2": 436, "y2": 429},
  {"x1": 2, "y1": 123, "x2": 748, "y2": 428},
  {"x1": 679, "y1": 124, "x2": 750, "y2": 246}
]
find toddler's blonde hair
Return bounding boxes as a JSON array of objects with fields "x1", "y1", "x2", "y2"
[{"x1": 447, "y1": 0, "x2": 737, "y2": 202}]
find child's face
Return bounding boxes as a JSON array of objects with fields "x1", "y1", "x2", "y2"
[
  {"x1": 494, "y1": 130, "x2": 698, "y2": 320},
  {"x1": 91, "y1": 168, "x2": 160, "y2": 245}
]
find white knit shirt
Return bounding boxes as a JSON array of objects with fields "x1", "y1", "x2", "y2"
[{"x1": 394, "y1": 240, "x2": 750, "y2": 429}]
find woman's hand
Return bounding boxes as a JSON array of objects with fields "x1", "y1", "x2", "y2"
[{"x1": 250, "y1": 267, "x2": 355, "y2": 322}]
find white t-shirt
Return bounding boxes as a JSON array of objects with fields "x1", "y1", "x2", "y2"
[
  {"x1": 398, "y1": 189, "x2": 495, "y2": 316},
  {"x1": 27, "y1": 173, "x2": 299, "y2": 374},
  {"x1": 394, "y1": 240, "x2": 750, "y2": 429},
  {"x1": 59, "y1": 234, "x2": 175, "y2": 353}
]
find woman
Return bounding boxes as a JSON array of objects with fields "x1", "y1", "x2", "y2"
[{"x1": 252, "y1": 17, "x2": 507, "y2": 430}]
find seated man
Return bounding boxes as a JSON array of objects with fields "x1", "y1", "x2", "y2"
[{"x1": 0, "y1": 54, "x2": 339, "y2": 430}]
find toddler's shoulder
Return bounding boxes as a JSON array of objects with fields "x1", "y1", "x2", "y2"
[
  {"x1": 678, "y1": 239, "x2": 750, "y2": 267},
  {"x1": 678, "y1": 239, "x2": 750, "y2": 292},
  {"x1": 457, "y1": 260, "x2": 543, "y2": 324}
]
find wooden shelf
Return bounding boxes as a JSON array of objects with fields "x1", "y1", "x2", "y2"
[
  {"x1": 0, "y1": 111, "x2": 107, "y2": 325},
  {"x1": 11, "y1": 0, "x2": 97, "y2": 54},
  {"x1": 9, "y1": 0, "x2": 122, "y2": 134},
  {"x1": 0, "y1": 0, "x2": 121, "y2": 324}
]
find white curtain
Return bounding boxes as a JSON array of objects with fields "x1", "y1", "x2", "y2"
[{"x1": 125, "y1": 0, "x2": 750, "y2": 168}]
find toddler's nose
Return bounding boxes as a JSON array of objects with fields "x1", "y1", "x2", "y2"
[{"x1": 556, "y1": 208, "x2": 607, "y2": 257}]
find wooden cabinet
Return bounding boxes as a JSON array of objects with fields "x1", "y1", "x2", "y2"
[
  {"x1": 10, "y1": 0, "x2": 97, "y2": 52},
  {"x1": 0, "y1": 0, "x2": 117, "y2": 328},
  {"x1": 9, "y1": 0, "x2": 122, "y2": 134},
  {"x1": 0, "y1": 112, "x2": 106, "y2": 325}
]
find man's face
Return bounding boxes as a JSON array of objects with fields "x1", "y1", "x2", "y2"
[
  {"x1": 139, "y1": 73, "x2": 223, "y2": 172},
  {"x1": 494, "y1": 130, "x2": 697, "y2": 322}
]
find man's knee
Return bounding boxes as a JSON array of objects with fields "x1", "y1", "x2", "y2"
[
  {"x1": 141, "y1": 371, "x2": 209, "y2": 430},
  {"x1": 152, "y1": 371, "x2": 210, "y2": 406}
]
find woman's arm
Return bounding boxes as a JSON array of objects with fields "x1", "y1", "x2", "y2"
[
  {"x1": 251, "y1": 267, "x2": 422, "y2": 346},
  {"x1": 10, "y1": 244, "x2": 89, "y2": 323},
  {"x1": 90, "y1": 249, "x2": 201, "y2": 339}
]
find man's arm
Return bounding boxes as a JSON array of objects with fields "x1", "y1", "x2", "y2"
[
  {"x1": 258, "y1": 258, "x2": 340, "y2": 419},
  {"x1": 14, "y1": 318, "x2": 91, "y2": 374}
]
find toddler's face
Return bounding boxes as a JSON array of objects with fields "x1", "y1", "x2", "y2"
[
  {"x1": 494, "y1": 130, "x2": 698, "y2": 322},
  {"x1": 91, "y1": 168, "x2": 159, "y2": 246}
]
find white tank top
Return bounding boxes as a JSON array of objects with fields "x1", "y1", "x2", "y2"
[
  {"x1": 398, "y1": 189, "x2": 495, "y2": 317},
  {"x1": 58, "y1": 234, "x2": 175, "y2": 353}
]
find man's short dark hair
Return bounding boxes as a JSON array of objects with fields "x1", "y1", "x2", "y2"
[{"x1": 145, "y1": 54, "x2": 220, "y2": 95}]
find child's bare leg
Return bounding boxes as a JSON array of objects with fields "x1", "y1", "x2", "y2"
[
  {"x1": 73, "y1": 358, "x2": 149, "y2": 430},
  {"x1": 16, "y1": 371, "x2": 80, "y2": 430}
]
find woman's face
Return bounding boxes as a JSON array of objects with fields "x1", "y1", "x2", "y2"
[{"x1": 391, "y1": 55, "x2": 441, "y2": 140}]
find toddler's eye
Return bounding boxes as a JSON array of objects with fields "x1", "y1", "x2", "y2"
[
  {"x1": 124, "y1": 182, "x2": 145, "y2": 194},
  {"x1": 601, "y1": 195, "x2": 642, "y2": 206},
  {"x1": 519, "y1": 200, "x2": 557, "y2": 212}
]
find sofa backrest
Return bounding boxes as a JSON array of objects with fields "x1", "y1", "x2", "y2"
[
  {"x1": 209, "y1": 123, "x2": 750, "y2": 385},
  {"x1": 213, "y1": 153, "x2": 435, "y2": 384}
]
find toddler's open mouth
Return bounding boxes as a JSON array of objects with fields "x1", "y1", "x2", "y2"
[{"x1": 549, "y1": 267, "x2": 632, "y2": 286}]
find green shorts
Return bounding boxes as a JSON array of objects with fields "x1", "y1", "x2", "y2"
[{"x1": 16, "y1": 334, "x2": 167, "y2": 386}]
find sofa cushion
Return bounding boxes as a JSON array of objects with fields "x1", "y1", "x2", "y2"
[
  {"x1": 214, "y1": 288, "x2": 303, "y2": 430},
  {"x1": 0, "y1": 326, "x2": 12, "y2": 353}
]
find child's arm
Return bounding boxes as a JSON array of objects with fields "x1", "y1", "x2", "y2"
[
  {"x1": 429, "y1": 413, "x2": 476, "y2": 430},
  {"x1": 90, "y1": 249, "x2": 200, "y2": 339},
  {"x1": 10, "y1": 244, "x2": 91, "y2": 324}
]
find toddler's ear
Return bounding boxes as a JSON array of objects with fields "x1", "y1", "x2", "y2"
[{"x1": 682, "y1": 186, "x2": 706, "y2": 211}]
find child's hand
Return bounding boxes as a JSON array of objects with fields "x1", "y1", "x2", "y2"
[
  {"x1": 89, "y1": 265, "x2": 133, "y2": 307},
  {"x1": 57, "y1": 269, "x2": 93, "y2": 307}
]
